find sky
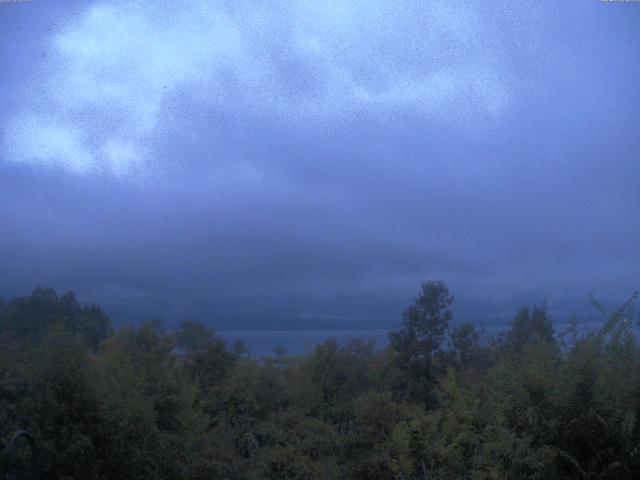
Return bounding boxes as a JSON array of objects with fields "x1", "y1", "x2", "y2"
[{"x1": 0, "y1": 0, "x2": 639, "y2": 330}]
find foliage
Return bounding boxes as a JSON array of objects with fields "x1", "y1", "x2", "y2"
[
  {"x1": 388, "y1": 280, "x2": 454, "y2": 406},
  {"x1": 1, "y1": 285, "x2": 639, "y2": 479},
  {"x1": 0, "y1": 288, "x2": 111, "y2": 349}
]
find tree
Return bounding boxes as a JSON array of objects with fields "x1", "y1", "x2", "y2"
[
  {"x1": 14, "y1": 328, "x2": 103, "y2": 479},
  {"x1": 0, "y1": 287, "x2": 111, "y2": 348},
  {"x1": 175, "y1": 319, "x2": 216, "y2": 353},
  {"x1": 176, "y1": 320, "x2": 238, "y2": 393},
  {"x1": 504, "y1": 304, "x2": 555, "y2": 353},
  {"x1": 95, "y1": 321, "x2": 202, "y2": 479},
  {"x1": 450, "y1": 323, "x2": 481, "y2": 365},
  {"x1": 388, "y1": 280, "x2": 454, "y2": 406}
]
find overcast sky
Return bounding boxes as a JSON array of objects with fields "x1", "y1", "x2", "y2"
[{"x1": 1, "y1": 0, "x2": 638, "y2": 329}]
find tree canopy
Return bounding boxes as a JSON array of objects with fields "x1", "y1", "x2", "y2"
[{"x1": 1, "y1": 284, "x2": 639, "y2": 479}]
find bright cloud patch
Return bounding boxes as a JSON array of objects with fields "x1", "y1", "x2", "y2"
[
  {"x1": 6, "y1": 116, "x2": 92, "y2": 174},
  {"x1": 4, "y1": 0, "x2": 512, "y2": 175}
]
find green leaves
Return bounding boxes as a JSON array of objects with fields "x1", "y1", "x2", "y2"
[
  {"x1": 1, "y1": 285, "x2": 639, "y2": 479},
  {"x1": 389, "y1": 280, "x2": 455, "y2": 406},
  {"x1": 0, "y1": 287, "x2": 112, "y2": 349}
]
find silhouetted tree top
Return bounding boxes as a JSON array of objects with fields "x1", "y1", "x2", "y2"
[
  {"x1": 389, "y1": 280, "x2": 454, "y2": 359},
  {"x1": 0, "y1": 287, "x2": 112, "y2": 349},
  {"x1": 504, "y1": 304, "x2": 555, "y2": 353},
  {"x1": 1, "y1": 284, "x2": 639, "y2": 479},
  {"x1": 388, "y1": 280, "x2": 454, "y2": 406}
]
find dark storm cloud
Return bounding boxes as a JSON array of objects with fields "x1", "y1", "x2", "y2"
[{"x1": 0, "y1": 0, "x2": 638, "y2": 328}]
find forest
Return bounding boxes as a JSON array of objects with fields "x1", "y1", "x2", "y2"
[{"x1": 1, "y1": 282, "x2": 639, "y2": 480}]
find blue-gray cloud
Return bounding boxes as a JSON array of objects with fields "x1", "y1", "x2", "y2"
[
  {"x1": 0, "y1": 0, "x2": 638, "y2": 328},
  {"x1": 4, "y1": 0, "x2": 517, "y2": 174}
]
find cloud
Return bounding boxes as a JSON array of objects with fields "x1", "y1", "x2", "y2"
[
  {"x1": 3, "y1": 0, "x2": 512, "y2": 176},
  {"x1": 2, "y1": 0, "x2": 636, "y2": 329},
  {"x1": 6, "y1": 115, "x2": 92, "y2": 173}
]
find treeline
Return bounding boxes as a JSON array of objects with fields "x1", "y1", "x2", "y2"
[{"x1": 0, "y1": 283, "x2": 639, "y2": 479}]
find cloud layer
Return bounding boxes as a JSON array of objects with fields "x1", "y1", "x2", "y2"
[
  {"x1": 0, "y1": 0, "x2": 638, "y2": 328},
  {"x1": 5, "y1": 0, "x2": 514, "y2": 175}
]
